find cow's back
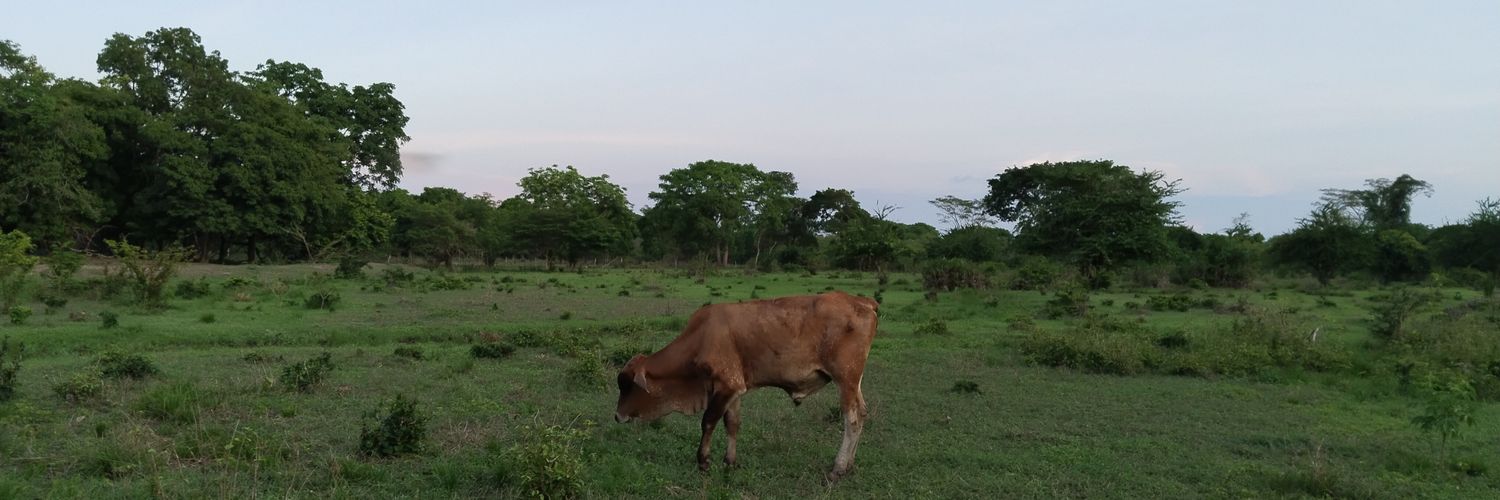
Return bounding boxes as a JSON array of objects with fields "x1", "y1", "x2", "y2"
[{"x1": 687, "y1": 292, "x2": 876, "y2": 390}]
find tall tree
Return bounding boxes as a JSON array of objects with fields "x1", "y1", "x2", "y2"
[
  {"x1": 509, "y1": 165, "x2": 636, "y2": 268},
  {"x1": 1268, "y1": 202, "x2": 1369, "y2": 285},
  {"x1": 0, "y1": 41, "x2": 108, "y2": 249},
  {"x1": 801, "y1": 188, "x2": 868, "y2": 236},
  {"x1": 1321, "y1": 174, "x2": 1432, "y2": 231},
  {"x1": 642, "y1": 160, "x2": 796, "y2": 265},
  {"x1": 930, "y1": 196, "x2": 996, "y2": 230},
  {"x1": 982, "y1": 160, "x2": 1183, "y2": 286}
]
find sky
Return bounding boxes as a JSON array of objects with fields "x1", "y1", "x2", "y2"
[{"x1": 5, "y1": 1, "x2": 1497, "y2": 235}]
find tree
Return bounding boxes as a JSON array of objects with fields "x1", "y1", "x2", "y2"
[
  {"x1": 642, "y1": 160, "x2": 797, "y2": 265},
  {"x1": 982, "y1": 160, "x2": 1183, "y2": 286},
  {"x1": 509, "y1": 165, "x2": 636, "y2": 268},
  {"x1": 1268, "y1": 202, "x2": 1369, "y2": 285},
  {"x1": 928, "y1": 226, "x2": 1011, "y2": 262},
  {"x1": 0, "y1": 230, "x2": 36, "y2": 309},
  {"x1": 801, "y1": 188, "x2": 869, "y2": 236},
  {"x1": 1428, "y1": 198, "x2": 1500, "y2": 279},
  {"x1": 930, "y1": 196, "x2": 995, "y2": 230},
  {"x1": 1321, "y1": 174, "x2": 1432, "y2": 231},
  {"x1": 0, "y1": 41, "x2": 108, "y2": 249}
]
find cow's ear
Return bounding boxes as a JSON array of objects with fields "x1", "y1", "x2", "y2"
[{"x1": 632, "y1": 365, "x2": 654, "y2": 394}]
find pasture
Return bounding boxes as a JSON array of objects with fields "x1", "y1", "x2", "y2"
[{"x1": 2, "y1": 263, "x2": 1499, "y2": 499}]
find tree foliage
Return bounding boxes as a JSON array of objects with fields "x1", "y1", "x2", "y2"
[
  {"x1": 983, "y1": 160, "x2": 1183, "y2": 286},
  {"x1": 1268, "y1": 203, "x2": 1369, "y2": 285}
]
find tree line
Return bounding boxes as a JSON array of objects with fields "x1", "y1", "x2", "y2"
[{"x1": 2, "y1": 28, "x2": 1496, "y2": 291}]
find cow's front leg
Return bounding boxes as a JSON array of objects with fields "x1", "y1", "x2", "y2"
[
  {"x1": 724, "y1": 398, "x2": 742, "y2": 467},
  {"x1": 697, "y1": 395, "x2": 730, "y2": 471}
]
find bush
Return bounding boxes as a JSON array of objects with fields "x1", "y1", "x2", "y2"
[
  {"x1": 39, "y1": 293, "x2": 67, "y2": 312},
  {"x1": 0, "y1": 337, "x2": 21, "y2": 402},
  {"x1": 921, "y1": 259, "x2": 992, "y2": 292},
  {"x1": 392, "y1": 347, "x2": 424, "y2": 360},
  {"x1": 1146, "y1": 294, "x2": 1197, "y2": 312},
  {"x1": 174, "y1": 279, "x2": 213, "y2": 299},
  {"x1": 304, "y1": 290, "x2": 341, "y2": 310},
  {"x1": 470, "y1": 343, "x2": 516, "y2": 359},
  {"x1": 381, "y1": 267, "x2": 416, "y2": 286},
  {"x1": 106, "y1": 240, "x2": 187, "y2": 309},
  {"x1": 1010, "y1": 257, "x2": 1065, "y2": 291},
  {"x1": 280, "y1": 352, "x2": 334, "y2": 392},
  {"x1": 42, "y1": 250, "x2": 85, "y2": 292},
  {"x1": 1369, "y1": 288, "x2": 1435, "y2": 340},
  {"x1": 0, "y1": 230, "x2": 36, "y2": 310},
  {"x1": 7, "y1": 306, "x2": 31, "y2": 325},
  {"x1": 503, "y1": 424, "x2": 588, "y2": 499},
  {"x1": 950, "y1": 380, "x2": 981, "y2": 394},
  {"x1": 335, "y1": 258, "x2": 367, "y2": 279},
  {"x1": 96, "y1": 351, "x2": 159, "y2": 380},
  {"x1": 358, "y1": 394, "x2": 428, "y2": 458},
  {"x1": 913, "y1": 318, "x2": 951, "y2": 336},
  {"x1": 134, "y1": 381, "x2": 202, "y2": 424},
  {"x1": 54, "y1": 371, "x2": 104, "y2": 402},
  {"x1": 99, "y1": 311, "x2": 119, "y2": 329},
  {"x1": 565, "y1": 350, "x2": 608, "y2": 390},
  {"x1": 1041, "y1": 289, "x2": 1089, "y2": 319}
]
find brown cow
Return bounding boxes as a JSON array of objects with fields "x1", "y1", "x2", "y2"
[{"x1": 614, "y1": 291, "x2": 878, "y2": 480}]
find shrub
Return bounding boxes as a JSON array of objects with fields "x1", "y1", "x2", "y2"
[
  {"x1": 174, "y1": 279, "x2": 213, "y2": 299},
  {"x1": 96, "y1": 351, "x2": 159, "y2": 380},
  {"x1": 950, "y1": 380, "x2": 981, "y2": 394},
  {"x1": 558, "y1": 311, "x2": 573, "y2": 321},
  {"x1": 504, "y1": 424, "x2": 588, "y2": 499},
  {"x1": 606, "y1": 345, "x2": 651, "y2": 367},
  {"x1": 358, "y1": 394, "x2": 428, "y2": 458},
  {"x1": 1369, "y1": 288, "x2": 1435, "y2": 340},
  {"x1": 304, "y1": 290, "x2": 341, "y2": 310},
  {"x1": 1146, "y1": 294, "x2": 1197, "y2": 312},
  {"x1": 335, "y1": 258, "x2": 367, "y2": 279},
  {"x1": 7, "y1": 306, "x2": 31, "y2": 325},
  {"x1": 392, "y1": 347, "x2": 424, "y2": 360},
  {"x1": 42, "y1": 250, "x2": 85, "y2": 292},
  {"x1": 280, "y1": 352, "x2": 334, "y2": 392},
  {"x1": 1010, "y1": 257, "x2": 1065, "y2": 291},
  {"x1": 134, "y1": 381, "x2": 202, "y2": 424},
  {"x1": 1411, "y1": 374, "x2": 1478, "y2": 463},
  {"x1": 199, "y1": 313, "x2": 216, "y2": 324},
  {"x1": 921, "y1": 259, "x2": 993, "y2": 292},
  {"x1": 565, "y1": 350, "x2": 608, "y2": 390},
  {"x1": 0, "y1": 230, "x2": 36, "y2": 310},
  {"x1": 54, "y1": 371, "x2": 104, "y2": 402},
  {"x1": 1020, "y1": 328, "x2": 1149, "y2": 376},
  {"x1": 0, "y1": 337, "x2": 21, "y2": 402},
  {"x1": 470, "y1": 343, "x2": 516, "y2": 359},
  {"x1": 99, "y1": 311, "x2": 119, "y2": 329},
  {"x1": 913, "y1": 318, "x2": 951, "y2": 336},
  {"x1": 1041, "y1": 289, "x2": 1089, "y2": 319},
  {"x1": 39, "y1": 293, "x2": 68, "y2": 312},
  {"x1": 106, "y1": 240, "x2": 187, "y2": 308}
]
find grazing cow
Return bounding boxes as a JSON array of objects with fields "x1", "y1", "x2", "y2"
[{"x1": 614, "y1": 291, "x2": 878, "y2": 480}]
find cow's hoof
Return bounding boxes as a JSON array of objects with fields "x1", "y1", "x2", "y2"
[
  {"x1": 698, "y1": 461, "x2": 711, "y2": 473},
  {"x1": 825, "y1": 469, "x2": 852, "y2": 484},
  {"x1": 724, "y1": 457, "x2": 738, "y2": 468}
]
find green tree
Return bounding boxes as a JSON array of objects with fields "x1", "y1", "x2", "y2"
[
  {"x1": 0, "y1": 41, "x2": 109, "y2": 249},
  {"x1": 1321, "y1": 174, "x2": 1432, "y2": 231},
  {"x1": 508, "y1": 166, "x2": 636, "y2": 269},
  {"x1": 1268, "y1": 202, "x2": 1369, "y2": 285},
  {"x1": 801, "y1": 188, "x2": 869, "y2": 236},
  {"x1": 0, "y1": 230, "x2": 36, "y2": 309},
  {"x1": 642, "y1": 160, "x2": 797, "y2": 265},
  {"x1": 928, "y1": 226, "x2": 1011, "y2": 262},
  {"x1": 930, "y1": 196, "x2": 996, "y2": 230},
  {"x1": 982, "y1": 160, "x2": 1183, "y2": 286}
]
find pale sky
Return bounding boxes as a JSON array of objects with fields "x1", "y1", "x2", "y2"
[{"x1": 6, "y1": 1, "x2": 1498, "y2": 234}]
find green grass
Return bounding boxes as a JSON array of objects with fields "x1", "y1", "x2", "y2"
[{"x1": 0, "y1": 263, "x2": 1497, "y2": 498}]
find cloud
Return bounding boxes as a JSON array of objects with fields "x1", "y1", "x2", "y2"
[{"x1": 400, "y1": 151, "x2": 444, "y2": 172}]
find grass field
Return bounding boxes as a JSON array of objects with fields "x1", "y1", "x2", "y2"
[{"x1": 2, "y1": 263, "x2": 1499, "y2": 498}]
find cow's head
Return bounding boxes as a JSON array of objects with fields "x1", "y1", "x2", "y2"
[{"x1": 615, "y1": 354, "x2": 669, "y2": 423}]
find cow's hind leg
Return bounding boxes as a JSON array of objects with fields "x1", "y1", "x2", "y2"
[
  {"x1": 828, "y1": 376, "x2": 866, "y2": 482},
  {"x1": 724, "y1": 398, "x2": 742, "y2": 467}
]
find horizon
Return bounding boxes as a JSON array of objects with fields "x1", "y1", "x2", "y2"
[{"x1": 5, "y1": 1, "x2": 1496, "y2": 235}]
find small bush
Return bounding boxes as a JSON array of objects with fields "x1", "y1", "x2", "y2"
[
  {"x1": 1010, "y1": 257, "x2": 1065, "y2": 291},
  {"x1": 503, "y1": 424, "x2": 588, "y2": 499},
  {"x1": 304, "y1": 290, "x2": 341, "y2": 310},
  {"x1": 100, "y1": 311, "x2": 119, "y2": 329},
  {"x1": 39, "y1": 293, "x2": 68, "y2": 312},
  {"x1": 199, "y1": 313, "x2": 216, "y2": 324},
  {"x1": 174, "y1": 279, "x2": 213, "y2": 299},
  {"x1": 0, "y1": 337, "x2": 21, "y2": 401},
  {"x1": 358, "y1": 394, "x2": 428, "y2": 458},
  {"x1": 392, "y1": 347, "x2": 424, "y2": 360},
  {"x1": 1369, "y1": 288, "x2": 1435, "y2": 341},
  {"x1": 565, "y1": 350, "x2": 608, "y2": 390},
  {"x1": 1041, "y1": 289, "x2": 1089, "y2": 319},
  {"x1": 134, "y1": 381, "x2": 202, "y2": 424},
  {"x1": 381, "y1": 267, "x2": 416, "y2": 286},
  {"x1": 279, "y1": 352, "x2": 334, "y2": 392},
  {"x1": 54, "y1": 371, "x2": 104, "y2": 402},
  {"x1": 471, "y1": 343, "x2": 516, "y2": 359},
  {"x1": 335, "y1": 258, "x2": 367, "y2": 279},
  {"x1": 106, "y1": 240, "x2": 187, "y2": 309},
  {"x1": 1146, "y1": 294, "x2": 1197, "y2": 312},
  {"x1": 922, "y1": 259, "x2": 993, "y2": 292},
  {"x1": 7, "y1": 306, "x2": 31, "y2": 325},
  {"x1": 242, "y1": 352, "x2": 283, "y2": 363},
  {"x1": 96, "y1": 351, "x2": 159, "y2": 380},
  {"x1": 950, "y1": 380, "x2": 981, "y2": 394},
  {"x1": 558, "y1": 311, "x2": 573, "y2": 321},
  {"x1": 914, "y1": 318, "x2": 951, "y2": 336}
]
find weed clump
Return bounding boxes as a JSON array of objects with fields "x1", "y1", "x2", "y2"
[
  {"x1": 358, "y1": 394, "x2": 428, "y2": 458},
  {"x1": 174, "y1": 279, "x2": 213, "y2": 299},
  {"x1": 304, "y1": 290, "x2": 341, "y2": 310},
  {"x1": 7, "y1": 306, "x2": 30, "y2": 325},
  {"x1": 54, "y1": 371, "x2": 104, "y2": 402},
  {"x1": 565, "y1": 350, "x2": 608, "y2": 390},
  {"x1": 280, "y1": 352, "x2": 334, "y2": 392},
  {"x1": 335, "y1": 258, "x2": 367, "y2": 279},
  {"x1": 392, "y1": 347, "x2": 424, "y2": 360},
  {"x1": 134, "y1": 381, "x2": 202, "y2": 424},
  {"x1": 914, "y1": 318, "x2": 951, "y2": 336},
  {"x1": 500, "y1": 423, "x2": 588, "y2": 499},
  {"x1": 950, "y1": 380, "x2": 981, "y2": 394},
  {"x1": 471, "y1": 343, "x2": 516, "y2": 359},
  {"x1": 96, "y1": 351, "x2": 159, "y2": 380}
]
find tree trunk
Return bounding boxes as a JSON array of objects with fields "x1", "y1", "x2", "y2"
[{"x1": 247, "y1": 236, "x2": 259, "y2": 264}]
